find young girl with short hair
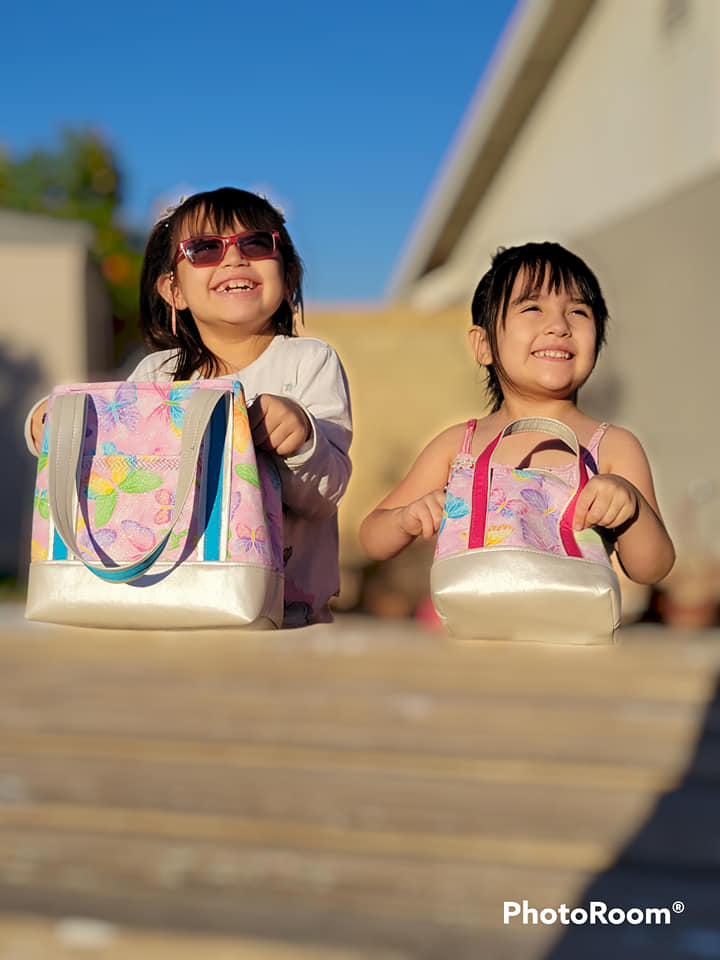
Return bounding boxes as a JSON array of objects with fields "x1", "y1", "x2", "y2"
[{"x1": 360, "y1": 242, "x2": 674, "y2": 591}]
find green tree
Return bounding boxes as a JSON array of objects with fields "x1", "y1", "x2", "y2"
[{"x1": 0, "y1": 130, "x2": 144, "y2": 362}]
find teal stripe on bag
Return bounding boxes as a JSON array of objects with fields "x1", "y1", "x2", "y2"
[
  {"x1": 89, "y1": 539, "x2": 169, "y2": 583},
  {"x1": 52, "y1": 529, "x2": 68, "y2": 561},
  {"x1": 203, "y1": 398, "x2": 227, "y2": 563}
]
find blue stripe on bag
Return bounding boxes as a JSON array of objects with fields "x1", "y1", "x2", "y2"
[
  {"x1": 51, "y1": 532, "x2": 165, "y2": 582},
  {"x1": 91, "y1": 541, "x2": 170, "y2": 582},
  {"x1": 203, "y1": 398, "x2": 227, "y2": 562},
  {"x1": 52, "y1": 530, "x2": 68, "y2": 561}
]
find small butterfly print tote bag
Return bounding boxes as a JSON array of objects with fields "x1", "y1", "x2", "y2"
[
  {"x1": 26, "y1": 379, "x2": 284, "y2": 629},
  {"x1": 430, "y1": 417, "x2": 621, "y2": 644}
]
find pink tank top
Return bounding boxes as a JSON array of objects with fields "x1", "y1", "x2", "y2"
[{"x1": 434, "y1": 420, "x2": 612, "y2": 564}]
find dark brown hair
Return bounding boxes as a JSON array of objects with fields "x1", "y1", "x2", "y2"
[
  {"x1": 139, "y1": 187, "x2": 304, "y2": 380},
  {"x1": 471, "y1": 242, "x2": 609, "y2": 412}
]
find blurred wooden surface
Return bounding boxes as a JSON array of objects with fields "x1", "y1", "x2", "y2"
[{"x1": 1, "y1": 607, "x2": 719, "y2": 959}]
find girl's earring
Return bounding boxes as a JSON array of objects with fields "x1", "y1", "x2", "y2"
[{"x1": 169, "y1": 272, "x2": 177, "y2": 337}]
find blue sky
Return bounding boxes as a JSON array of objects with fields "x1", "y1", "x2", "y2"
[{"x1": 3, "y1": 1, "x2": 518, "y2": 302}]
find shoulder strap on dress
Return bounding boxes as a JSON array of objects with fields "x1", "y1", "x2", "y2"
[
  {"x1": 459, "y1": 419, "x2": 477, "y2": 455},
  {"x1": 583, "y1": 422, "x2": 610, "y2": 474}
]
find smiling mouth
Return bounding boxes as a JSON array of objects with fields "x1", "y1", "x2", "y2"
[
  {"x1": 532, "y1": 349, "x2": 573, "y2": 359},
  {"x1": 216, "y1": 280, "x2": 259, "y2": 293}
]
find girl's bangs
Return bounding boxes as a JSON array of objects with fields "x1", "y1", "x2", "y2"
[
  {"x1": 175, "y1": 192, "x2": 281, "y2": 240},
  {"x1": 500, "y1": 258, "x2": 591, "y2": 320}
]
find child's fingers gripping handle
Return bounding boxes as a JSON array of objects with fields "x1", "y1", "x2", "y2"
[
  {"x1": 569, "y1": 485, "x2": 592, "y2": 532},
  {"x1": 247, "y1": 396, "x2": 269, "y2": 447},
  {"x1": 422, "y1": 501, "x2": 440, "y2": 539},
  {"x1": 417, "y1": 491, "x2": 446, "y2": 539},
  {"x1": 430, "y1": 489, "x2": 447, "y2": 536}
]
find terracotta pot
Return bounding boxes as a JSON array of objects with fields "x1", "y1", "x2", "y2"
[{"x1": 660, "y1": 593, "x2": 719, "y2": 629}]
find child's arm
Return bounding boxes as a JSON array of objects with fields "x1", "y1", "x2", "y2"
[
  {"x1": 359, "y1": 428, "x2": 460, "y2": 561},
  {"x1": 572, "y1": 427, "x2": 675, "y2": 584},
  {"x1": 252, "y1": 344, "x2": 352, "y2": 519}
]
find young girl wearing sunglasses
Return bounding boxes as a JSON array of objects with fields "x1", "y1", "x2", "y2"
[{"x1": 27, "y1": 187, "x2": 352, "y2": 627}]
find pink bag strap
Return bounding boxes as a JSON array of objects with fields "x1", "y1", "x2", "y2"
[
  {"x1": 459, "y1": 419, "x2": 477, "y2": 455},
  {"x1": 468, "y1": 417, "x2": 589, "y2": 557}
]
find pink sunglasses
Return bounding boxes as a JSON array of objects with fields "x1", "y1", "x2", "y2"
[{"x1": 175, "y1": 230, "x2": 280, "y2": 267}]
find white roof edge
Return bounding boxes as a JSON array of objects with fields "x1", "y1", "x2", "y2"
[{"x1": 387, "y1": 0, "x2": 573, "y2": 299}]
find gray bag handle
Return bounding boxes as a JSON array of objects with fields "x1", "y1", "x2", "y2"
[
  {"x1": 47, "y1": 386, "x2": 232, "y2": 583},
  {"x1": 496, "y1": 417, "x2": 581, "y2": 456}
]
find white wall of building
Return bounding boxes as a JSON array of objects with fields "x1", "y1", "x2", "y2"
[
  {"x1": 577, "y1": 168, "x2": 720, "y2": 551},
  {"x1": 413, "y1": 0, "x2": 720, "y2": 307},
  {"x1": 0, "y1": 244, "x2": 90, "y2": 384}
]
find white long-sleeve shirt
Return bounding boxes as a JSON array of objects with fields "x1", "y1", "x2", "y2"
[{"x1": 27, "y1": 335, "x2": 353, "y2": 627}]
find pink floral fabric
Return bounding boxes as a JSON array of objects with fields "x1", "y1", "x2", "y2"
[
  {"x1": 435, "y1": 422, "x2": 612, "y2": 566},
  {"x1": 31, "y1": 380, "x2": 283, "y2": 573}
]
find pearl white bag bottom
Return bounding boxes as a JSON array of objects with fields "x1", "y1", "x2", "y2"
[
  {"x1": 26, "y1": 561, "x2": 284, "y2": 630},
  {"x1": 431, "y1": 547, "x2": 621, "y2": 644}
]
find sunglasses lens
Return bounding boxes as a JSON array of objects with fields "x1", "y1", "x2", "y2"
[
  {"x1": 181, "y1": 231, "x2": 276, "y2": 265},
  {"x1": 236, "y1": 231, "x2": 276, "y2": 259},
  {"x1": 184, "y1": 238, "x2": 225, "y2": 265}
]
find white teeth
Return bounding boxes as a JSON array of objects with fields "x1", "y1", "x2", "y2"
[
  {"x1": 220, "y1": 280, "x2": 256, "y2": 292},
  {"x1": 533, "y1": 349, "x2": 572, "y2": 359}
]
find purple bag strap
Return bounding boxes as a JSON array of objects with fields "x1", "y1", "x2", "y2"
[{"x1": 468, "y1": 417, "x2": 589, "y2": 557}]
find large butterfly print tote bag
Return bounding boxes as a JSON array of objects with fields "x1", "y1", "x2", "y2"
[
  {"x1": 26, "y1": 379, "x2": 284, "y2": 629},
  {"x1": 431, "y1": 417, "x2": 621, "y2": 644}
]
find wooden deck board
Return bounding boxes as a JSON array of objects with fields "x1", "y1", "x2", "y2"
[{"x1": 1, "y1": 610, "x2": 719, "y2": 958}]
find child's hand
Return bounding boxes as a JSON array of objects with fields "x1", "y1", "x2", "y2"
[
  {"x1": 572, "y1": 474, "x2": 639, "y2": 531},
  {"x1": 30, "y1": 401, "x2": 48, "y2": 453},
  {"x1": 249, "y1": 394, "x2": 311, "y2": 458},
  {"x1": 398, "y1": 490, "x2": 446, "y2": 539}
]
